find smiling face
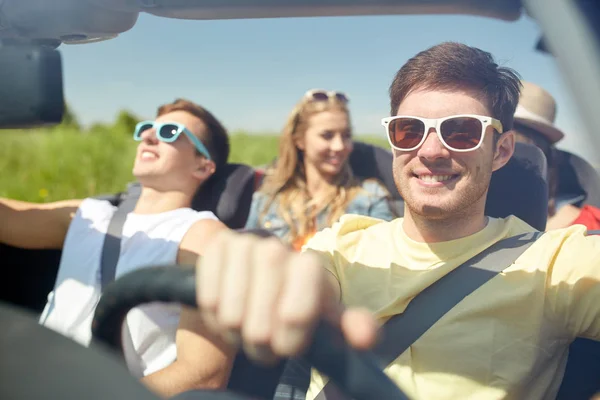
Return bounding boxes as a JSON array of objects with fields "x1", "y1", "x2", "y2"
[
  {"x1": 297, "y1": 109, "x2": 353, "y2": 179},
  {"x1": 392, "y1": 88, "x2": 514, "y2": 221},
  {"x1": 132, "y1": 110, "x2": 215, "y2": 193}
]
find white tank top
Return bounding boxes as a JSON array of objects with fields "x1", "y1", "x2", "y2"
[{"x1": 39, "y1": 198, "x2": 218, "y2": 378}]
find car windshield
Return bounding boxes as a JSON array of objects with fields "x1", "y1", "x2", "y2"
[{"x1": 0, "y1": 1, "x2": 596, "y2": 201}]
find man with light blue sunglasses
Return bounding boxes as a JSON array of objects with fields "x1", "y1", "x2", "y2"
[
  {"x1": 133, "y1": 120, "x2": 213, "y2": 161},
  {"x1": 0, "y1": 98, "x2": 234, "y2": 398}
]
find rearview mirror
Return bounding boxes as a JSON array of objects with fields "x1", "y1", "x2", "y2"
[{"x1": 0, "y1": 44, "x2": 64, "y2": 129}]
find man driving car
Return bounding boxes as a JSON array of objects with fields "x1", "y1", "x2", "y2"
[
  {"x1": 0, "y1": 99, "x2": 235, "y2": 398},
  {"x1": 194, "y1": 42, "x2": 600, "y2": 399}
]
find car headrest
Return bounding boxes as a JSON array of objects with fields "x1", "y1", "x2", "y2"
[
  {"x1": 486, "y1": 142, "x2": 548, "y2": 230},
  {"x1": 350, "y1": 142, "x2": 400, "y2": 200},
  {"x1": 192, "y1": 163, "x2": 256, "y2": 229},
  {"x1": 349, "y1": 142, "x2": 404, "y2": 217},
  {"x1": 555, "y1": 149, "x2": 600, "y2": 209},
  {"x1": 349, "y1": 141, "x2": 548, "y2": 231},
  {"x1": 98, "y1": 162, "x2": 257, "y2": 230}
]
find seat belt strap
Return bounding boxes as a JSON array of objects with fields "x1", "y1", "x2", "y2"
[{"x1": 99, "y1": 183, "x2": 141, "y2": 290}]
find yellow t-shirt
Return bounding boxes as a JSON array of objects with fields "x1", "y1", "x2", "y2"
[{"x1": 303, "y1": 214, "x2": 600, "y2": 400}]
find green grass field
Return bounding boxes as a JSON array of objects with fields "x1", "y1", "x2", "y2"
[{"x1": 0, "y1": 127, "x2": 388, "y2": 203}]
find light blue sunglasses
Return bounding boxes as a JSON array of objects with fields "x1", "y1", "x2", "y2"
[{"x1": 133, "y1": 121, "x2": 211, "y2": 160}]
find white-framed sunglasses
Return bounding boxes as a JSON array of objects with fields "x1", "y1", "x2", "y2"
[
  {"x1": 304, "y1": 89, "x2": 349, "y2": 103},
  {"x1": 381, "y1": 114, "x2": 504, "y2": 152}
]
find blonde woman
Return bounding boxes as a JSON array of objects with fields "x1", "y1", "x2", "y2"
[{"x1": 245, "y1": 89, "x2": 395, "y2": 251}]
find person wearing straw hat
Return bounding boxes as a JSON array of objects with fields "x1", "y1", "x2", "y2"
[{"x1": 513, "y1": 81, "x2": 600, "y2": 230}]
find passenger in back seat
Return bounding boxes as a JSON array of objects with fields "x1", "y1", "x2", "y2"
[
  {"x1": 513, "y1": 81, "x2": 600, "y2": 230},
  {"x1": 0, "y1": 99, "x2": 235, "y2": 398},
  {"x1": 245, "y1": 89, "x2": 395, "y2": 252},
  {"x1": 244, "y1": 89, "x2": 396, "y2": 399}
]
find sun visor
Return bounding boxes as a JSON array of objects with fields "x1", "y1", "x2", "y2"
[
  {"x1": 130, "y1": 0, "x2": 523, "y2": 21},
  {"x1": 0, "y1": 0, "x2": 522, "y2": 46}
]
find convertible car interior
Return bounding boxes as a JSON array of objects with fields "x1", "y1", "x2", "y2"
[
  {"x1": 3, "y1": 140, "x2": 600, "y2": 398},
  {"x1": 1, "y1": 0, "x2": 600, "y2": 399}
]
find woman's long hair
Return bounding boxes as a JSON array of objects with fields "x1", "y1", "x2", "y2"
[{"x1": 258, "y1": 94, "x2": 364, "y2": 244}]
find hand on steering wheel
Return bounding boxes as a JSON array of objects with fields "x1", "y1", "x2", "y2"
[
  {"x1": 195, "y1": 229, "x2": 377, "y2": 364},
  {"x1": 91, "y1": 230, "x2": 410, "y2": 400}
]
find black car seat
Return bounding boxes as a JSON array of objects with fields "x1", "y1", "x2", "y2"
[{"x1": 348, "y1": 141, "x2": 405, "y2": 217}]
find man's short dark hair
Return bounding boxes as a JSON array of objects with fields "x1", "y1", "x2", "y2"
[
  {"x1": 157, "y1": 98, "x2": 230, "y2": 168},
  {"x1": 389, "y1": 42, "x2": 522, "y2": 132}
]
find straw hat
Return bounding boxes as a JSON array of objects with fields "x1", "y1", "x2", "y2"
[{"x1": 514, "y1": 81, "x2": 565, "y2": 144}]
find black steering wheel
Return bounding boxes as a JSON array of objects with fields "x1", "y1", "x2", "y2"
[
  {"x1": 90, "y1": 265, "x2": 409, "y2": 400},
  {"x1": 0, "y1": 300, "x2": 163, "y2": 400}
]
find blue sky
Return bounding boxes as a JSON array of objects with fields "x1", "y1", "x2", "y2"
[{"x1": 59, "y1": 11, "x2": 596, "y2": 164}]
